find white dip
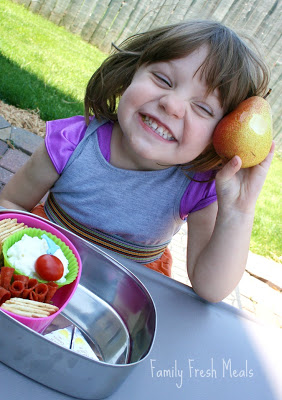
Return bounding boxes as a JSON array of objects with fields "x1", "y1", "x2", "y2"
[{"x1": 7, "y1": 234, "x2": 69, "y2": 283}]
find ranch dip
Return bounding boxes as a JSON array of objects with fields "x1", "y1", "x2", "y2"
[{"x1": 7, "y1": 234, "x2": 69, "y2": 283}]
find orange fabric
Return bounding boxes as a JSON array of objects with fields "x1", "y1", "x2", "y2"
[
  {"x1": 31, "y1": 204, "x2": 173, "y2": 277},
  {"x1": 144, "y1": 247, "x2": 172, "y2": 277},
  {"x1": 31, "y1": 204, "x2": 49, "y2": 220}
]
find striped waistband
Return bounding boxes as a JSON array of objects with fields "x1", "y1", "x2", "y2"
[{"x1": 44, "y1": 193, "x2": 168, "y2": 263}]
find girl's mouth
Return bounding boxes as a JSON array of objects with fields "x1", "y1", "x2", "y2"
[{"x1": 142, "y1": 115, "x2": 175, "y2": 141}]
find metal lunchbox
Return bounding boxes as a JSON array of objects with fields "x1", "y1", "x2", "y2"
[{"x1": 0, "y1": 210, "x2": 156, "y2": 399}]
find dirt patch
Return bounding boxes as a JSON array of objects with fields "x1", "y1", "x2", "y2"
[{"x1": 0, "y1": 101, "x2": 46, "y2": 138}]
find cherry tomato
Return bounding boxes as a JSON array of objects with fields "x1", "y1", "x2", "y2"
[{"x1": 35, "y1": 254, "x2": 64, "y2": 281}]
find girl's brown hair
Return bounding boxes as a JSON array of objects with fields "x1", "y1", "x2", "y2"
[{"x1": 85, "y1": 20, "x2": 270, "y2": 173}]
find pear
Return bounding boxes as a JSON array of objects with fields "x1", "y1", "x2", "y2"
[{"x1": 213, "y1": 96, "x2": 272, "y2": 168}]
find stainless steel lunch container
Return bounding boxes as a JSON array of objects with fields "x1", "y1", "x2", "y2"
[{"x1": 0, "y1": 211, "x2": 156, "y2": 399}]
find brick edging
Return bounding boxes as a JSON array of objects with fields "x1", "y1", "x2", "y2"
[{"x1": 0, "y1": 115, "x2": 44, "y2": 189}]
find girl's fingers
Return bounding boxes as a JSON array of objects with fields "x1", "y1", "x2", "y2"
[
  {"x1": 216, "y1": 156, "x2": 242, "y2": 183},
  {"x1": 217, "y1": 139, "x2": 274, "y2": 185},
  {"x1": 259, "y1": 141, "x2": 275, "y2": 171}
]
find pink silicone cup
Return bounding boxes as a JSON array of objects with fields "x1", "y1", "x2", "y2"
[{"x1": 0, "y1": 212, "x2": 82, "y2": 333}]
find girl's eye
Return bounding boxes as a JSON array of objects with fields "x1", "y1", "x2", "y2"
[
  {"x1": 195, "y1": 103, "x2": 214, "y2": 117},
  {"x1": 153, "y1": 73, "x2": 172, "y2": 87}
]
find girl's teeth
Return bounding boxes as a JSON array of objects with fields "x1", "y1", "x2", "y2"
[
  {"x1": 156, "y1": 126, "x2": 164, "y2": 134},
  {"x1": 143, "y1": 116, "x2": 174, "y2": 141}
]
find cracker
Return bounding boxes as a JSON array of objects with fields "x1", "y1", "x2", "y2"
[
  {"x1": 1, "y1": 226, "x2": 26, "y2": 241},
  {"x1": 2, "y1": 302, "x2": 50, "y2": 316},
  {"x1": 0, "y1": 218, "x2": 16, "y2": 227},
  {"x1": 0, "y1": 219, "x2": 18, "y2": 231},
  {"x1": 1, "y1": 303, "x2": 49, "y2": 318},
  {"x1": 7, "y1": 297, "x2": 59, "y2": 312},
  {"x1": 1, "y1": 298, "x2": 59, "y2": 318},
  {"x1": 0, "y1": 218, "x2": 28, "y2": 244}
]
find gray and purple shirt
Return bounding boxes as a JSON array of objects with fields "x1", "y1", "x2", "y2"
[{"x1": 44, "y1": 116, "x2": 217, "y2": 262}]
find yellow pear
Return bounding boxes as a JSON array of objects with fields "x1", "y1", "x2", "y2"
[{"x1": 213, "y1": 96, "x2": 272, "y2": 168}]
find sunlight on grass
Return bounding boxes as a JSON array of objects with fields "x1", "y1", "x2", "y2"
[
  {"x1": 0, "y1": 0, "x2": 107, "y2": 120},
  {"x1": 251, "y1": 155, "x2": 282, "y2": 262}
]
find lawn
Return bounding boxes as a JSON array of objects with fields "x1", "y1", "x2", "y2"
[
  {"x1": 0, "y1": 0, "x2": 281, "y2": 263},
  {"x1": 250, "y1": 153, "x2": 282, "y2": 263},
  {"x1": 0, "y1": 0, "x2": 107, "y2": 121}
]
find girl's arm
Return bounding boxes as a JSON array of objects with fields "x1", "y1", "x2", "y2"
[
  {"x1": 0, "y1": 143, "x2": 59, "y2": 211},
  {"x1": 187, "y1": 142, "x2": 275, "y2": 303}
]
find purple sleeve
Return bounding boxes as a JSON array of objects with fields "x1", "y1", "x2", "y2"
[
  {"x1": 45, "y1": 116, "x2": 88, "y2": 174},
  {"x1": 45, "y1": 116, "x2": 113, "y2": 173},
  {"x1": 179, "y1": 171, "x2": 217, "y2": 219}
]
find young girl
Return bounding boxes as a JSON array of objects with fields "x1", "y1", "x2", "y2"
[{"x1": 0, "y1": 20, "x2": 274, "y2": 302}]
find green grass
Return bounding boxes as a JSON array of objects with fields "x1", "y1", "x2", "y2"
[
  {"x1": 0, "y1": 0, "x2": 281, "y2": 263},
  {"x1": 250, "y1": 154, "x2": 282, "y2": 263},
  {"x1": 0, "y1": 0, "x2": 107, "y2": 121}
]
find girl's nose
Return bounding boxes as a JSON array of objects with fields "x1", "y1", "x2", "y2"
[{"x1": 159, "y1": 94, "x2": 186, "y2": 119}]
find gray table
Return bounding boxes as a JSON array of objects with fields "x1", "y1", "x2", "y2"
[{"x1": 0, "y1": 216, "x2": 281, "y2": 400}]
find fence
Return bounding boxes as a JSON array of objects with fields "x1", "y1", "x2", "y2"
[{"x1": 12, "y1": 0, "x2": 282, "y2": 147}]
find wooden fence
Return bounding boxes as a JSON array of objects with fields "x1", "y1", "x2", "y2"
[{"x1": 12, "y1": 0, "x2": 282, "y2": 147}]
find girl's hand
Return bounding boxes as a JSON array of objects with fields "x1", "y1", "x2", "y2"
[
  {"x1": 188, "y1": 141, "x2": 275, "y2": 302},
  {"x1": 215, "y1": 141, "x2": 275, "y2": 215}
]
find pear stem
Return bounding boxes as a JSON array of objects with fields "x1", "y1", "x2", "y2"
[{"x1": 263, "y1": 89, "x2": 272, "y2": 99}]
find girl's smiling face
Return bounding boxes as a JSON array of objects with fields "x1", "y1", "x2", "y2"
[{"x1": 114, "y1": 46, "x2": 224, "y2": 170}]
